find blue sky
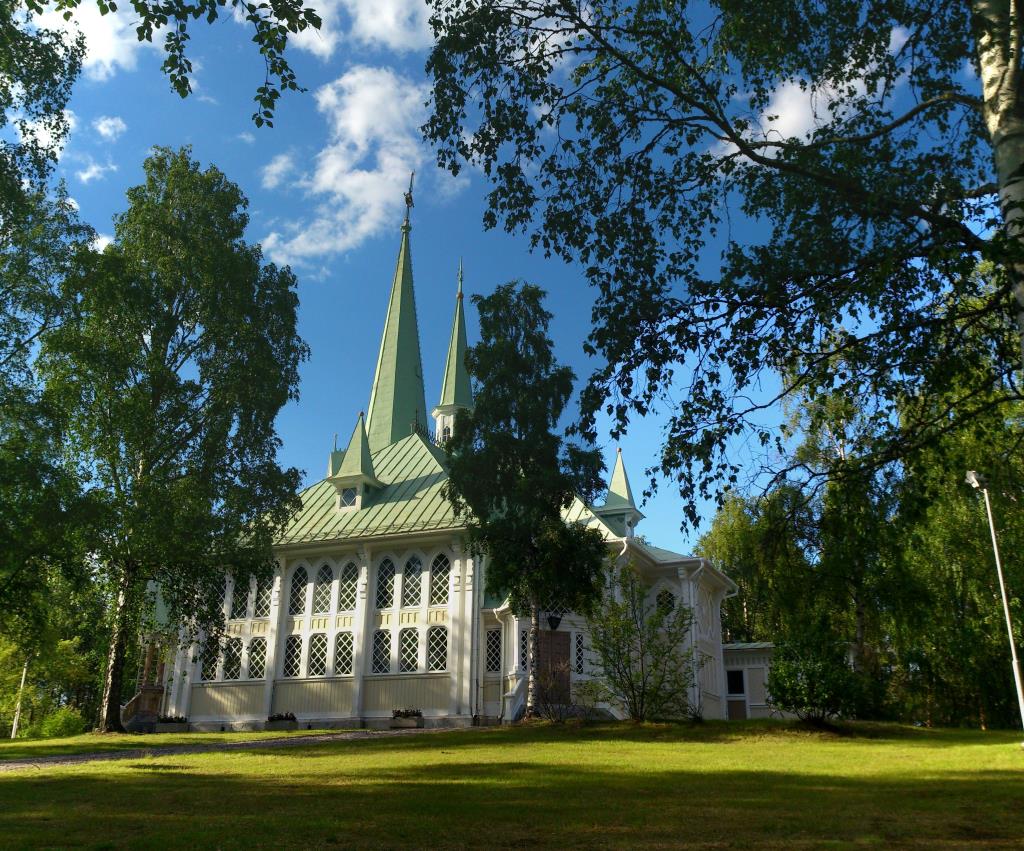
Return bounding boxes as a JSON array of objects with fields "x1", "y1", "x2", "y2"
[{"x1": 30, "y1": 1, "x2": 808, "y2": 553}]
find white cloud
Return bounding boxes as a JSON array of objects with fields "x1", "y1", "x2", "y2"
[
  {"x1": 35, "y1": 5, "x2": 160, "y2": 81},
  {"x1": 238, "y1": 131, "x2": 256, "y2": 144},
  {"x1": 16, "y1": 109, "x2": 77, "y2": 160},
  {"x1": 261, "y1": 152, "x2": 296, "y2": 189},
  {"x1": 75, "y1": 158, "x2": 117, "y2": 184},
  {"x1": 92, "y1": 233, "x2": 113, "y2": 252},
  {"x1": 261, "y1": 65, "x2": 435, "y2": 266},
  {"x1": 93, "y1": 115, "x2": 127, "y2": 141}
]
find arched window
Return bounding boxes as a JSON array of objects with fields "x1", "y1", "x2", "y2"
[
  {"x1": 427, "y1": 626, "x2": 448, "y2": 672},
  {"x1": 248, "y1": 637, "x2": 267, "y2": 679},
  {"x1": 656, "y1": 589, "x2": 676, "y2": 616},
  {"x1": 375, "y1": 559, "x2": 396, "y2": 609},
  {"x1": 307, "y1": 633, "x2": 328, "y2": 676},
  {"x1": 402, "y1": 556, "x2": 422, "y2": 608},
  {"x1": 253, "y1": 579, "x2": 272, "y2": 618},
  {"x1": 399, "y1": 628, "x2": 419, "y2": 672},
  {"x1": 338, "y1": 562, "x2": 358, "y2": 611},
  {"x1": 282, "y1": 635, "x2": 302, "y2": 678},
  {"x1": 200, "y1": 639, "x2": 219, "y2": 682},
  {"x1": 223, "y1": 637, "x2": 243, "y2": 680},
  {"x1": 371, "y1": 630, "x2": 391, "y2": 674},
  {"x1": 429, "y1": 554, "x2": 450, "y2": 606},
  {"x1": 288, "y1": 566, "x2": 308, "y2": 615},
  {"x1": 230, "y1": 579, "x2": 250, "y2": 620},
  {"x1": 334, "y1": 632, "x2": 354, "y2": 675},
  {"x1": 312, "y1": 564, "x2": 333, "y2": 614}
]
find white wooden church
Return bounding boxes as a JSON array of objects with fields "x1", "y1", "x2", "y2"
[{"x1": 149, "y1": 202, "x2": 770, "y2": 730}]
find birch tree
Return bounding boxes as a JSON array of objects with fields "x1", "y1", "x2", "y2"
[{"x1": 425, "y1": 0, "x2": 1024, "y2": 521}]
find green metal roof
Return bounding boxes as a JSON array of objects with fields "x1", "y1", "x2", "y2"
[
  {"x1": 332, "y1": 412, "x2": 379, "y2": 485},
  {"x1": 279, "y1": 432, "x2": 460, "y2": 545},
  {"x1": 604, "y1": 448, "x2": 637, "y2": 510},
  {"x1": 435, "y1": 262, "x2": 473, "y2": 412},
  {"x1": 365, "y1": 219, "x2": 428, "y2": 454}
]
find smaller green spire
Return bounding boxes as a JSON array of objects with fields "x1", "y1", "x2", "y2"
[
  {"x1": 435, "y1": 260, "x2": 473, "y2": 413},
  {"x1": 331, "y1": 412, "x2": 381, "y2": 488},
  {"x1": 604, "y1": 448, "x2": 637, "y2": 510}
]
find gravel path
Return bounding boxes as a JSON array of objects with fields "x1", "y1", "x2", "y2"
[{"x1": 0, "y1": 726, "x2": 459, "y2": 772}]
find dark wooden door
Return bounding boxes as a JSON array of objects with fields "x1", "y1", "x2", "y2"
[{"x1": 538, "y1": 630, "x2": 571, "y2": 703}]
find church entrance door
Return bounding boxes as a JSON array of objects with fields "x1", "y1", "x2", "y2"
[{"x1": 537, "y1": 630, "x2": 571, "y2": 704}]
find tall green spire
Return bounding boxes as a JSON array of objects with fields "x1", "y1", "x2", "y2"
[
  {"x1": 604, "y1": 448, "x2": 637, "y2": 510},
  {"x1": 366, "y1": 176, "x2": 428, "y2": 453},
  {"x1": 436, "y1": 260, "x2": 473, "y2": 411}
]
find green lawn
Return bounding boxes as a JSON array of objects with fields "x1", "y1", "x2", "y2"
[
  {"x1": 0, "y1": 728, "x2": 344, "y2": 761},
  {"x1": 0, "y1": 721, "x2": 1021, "y2": 848}
]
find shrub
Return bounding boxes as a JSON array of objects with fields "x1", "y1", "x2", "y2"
[
  {"x1": 39, "y1": 707, "x2": 88, "y2": 738},
  {"x1": 267, "y1": 712, "x2": 296, "y2": 722},
  {"x1": 392, "y1": 708, "x2": 422, "y2": 719},
  {"x1": 767, "y1": 636, "x2": 860, "y2": 726}
]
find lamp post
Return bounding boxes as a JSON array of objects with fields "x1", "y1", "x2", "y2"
[{"x1": 965, "y1": 470, "x2": 1024, "y2": 734}]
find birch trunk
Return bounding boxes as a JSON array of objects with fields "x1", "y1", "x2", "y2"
[
  {"x1": 974, "y1": 0, "x2": 1024, "y2": 371},
  {"x1": 525, "y1": 599, "x2": 540, "y2": 717},
  {"x1": 98, "y1": 568, "x2": 137, "y2": 732}
]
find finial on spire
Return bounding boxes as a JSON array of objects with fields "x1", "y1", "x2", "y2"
[
  {"x1": 457, "y1": 258, "x2": 463, "y2": 299},
  {"x1": 403, "y1": 171, "x2": 415, "y2": 228},
  {"x1": 333, "y1": 432, "x2": 338, "y2": 451}
]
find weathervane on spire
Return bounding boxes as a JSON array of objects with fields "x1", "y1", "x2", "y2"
[
  {"x1": 457, "y1": 258, "x2": 464, "y2": 299},
  {"x1": 403, "y1": 171, "x2": 415, "y2": 225}
]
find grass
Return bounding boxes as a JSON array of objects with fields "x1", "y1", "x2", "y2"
[
  {"x1": 0, "y1": 720, "x2": 1021, "y2": 848},
  {"x1": 0, "y1": 728, "x2": 343, "y2": 761}
]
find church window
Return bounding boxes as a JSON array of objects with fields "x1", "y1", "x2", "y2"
[
  {"x1": 307, "y1": 633, "x2": 328, "y2": 677},
  {"x1": 375, "y1": 559, "x2": 396, "y2": 609},
  {"x1": 402, "y1": 556, "x2": 422, "y2": 607},
  {"x1": 371, "y1": 630, "x2": 391, "y2": 674},
  {"x1": 339, "y1": 487, "x2": 357, "y2": 508},
  {"x1": 399, "y1": 628, "x2": 419, "y2": 672},
  {"x1": 338, "y1": 562, "x2": 358, "y2": 611},
  {"x1": 429, "y1": 554, "x2": 450, "y2": 606},
  {"x1": 656, "y1": 589, "x2": 676, "y2": 616},
  {"x1": 200, "y1": 639, "x2": 219, "y2": 682},
  {"x1": 428, "y1": 626, "x2": 448, "y2": 672},
  {"x1": 485, "y1": 628, "x2": 502, "y2": 673},
  {"x1": 248, "y1": 638, "x2": 267, "y2": 679},
  {"x1": 230, "y1": 579, "x2": 250, "y2": 620},
  {"x1": 313, "y1": 564, "x2": 333, "y2": 614},
  {"x1": 727, "y1": 669, "x2": 745, "y2": 696},
  {"x1": 442, "y1": 426, "x2": 451, "y2": 441},
  {"x1": 253, "y1": 579, "x2": 272, "y2": 618},
  {"x1": 223, "y1": 638, "x2": 243, "y2": 680},
  {"x1": 334, "y1": 632, "x2": 354, "y2": 675},
  {"x1": 520, "y1": 630, "x2": 529, "y2": 671},
  {"x1": 574, "y1": 633, "x2": 585, "y2": 675},
  {"x1": 282, "y1": 635, "x2": 302, "y2": 678},
  {"x1": 288, "y1": 566, "x2": 308, "y2": 616}
]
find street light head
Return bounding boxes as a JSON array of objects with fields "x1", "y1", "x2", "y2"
[{"x1": 965, "y1": 470, "x2": 987, "y2": 490}]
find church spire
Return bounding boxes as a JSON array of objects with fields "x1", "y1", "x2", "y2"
[
  {"x1": 594, "y1": 448, "x2": 644, "y2": 538},
  {"x1": 365, "y1": 176, "x2": 428, "y2": 453},
  {"x1": 432, "y1": 260, "x2": 473, "y2": 439}
]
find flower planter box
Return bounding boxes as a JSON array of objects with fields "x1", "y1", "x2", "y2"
[
  {"x1": 265, "y1": 719, "x2": 299, "y2": 732},
  {"x1": 390, "y1": 717, "x2": 424, "y2": 729},
  {"x1": 154, "y1": 722, "x2": 189, "y2": 733}
]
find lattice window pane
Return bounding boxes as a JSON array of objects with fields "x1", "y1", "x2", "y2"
[
  {"x1": 429, "y1": 554, "x2": 450, "y2": 606},
  {"x1": 575, "y1": 632, "x2": 585, "y2": 675},
  {"x1": 334, "y1": 632, "x2": 354, "y2": 675},
  {"x1": 375, "y1": 559, "x2": 396, "y2": 609},
  {"x1": 282, "y1": 635, "x2": 302, "y2": 678},
  {"x1": 307, "y1": 633, "x2": 328, "y2": 676},
  {"x1": 656, "y1": 589, "x2": 676, "y2": 616},
  {"x1": 371, "y1": 630, "x2": 391, "y2": 674},
  {"x1": 399, "y1": 628, "x2": 419, "y2": 672},
  {"x1": 313, "y1": 564, "x2": 333, "y2": 614},
  {"x1": 520, "y1": 629, "x2": 529, "y2": 671},
  {"x1": 230, "y1": 580, "x2": 250, "y2": 620},
  {"x1": 253, "y1": 579, "x2": 272, "y2": 618},
  {"x1": 339, "y1": 487, "x2": 357, "y2": 507},
  {"x1": 248, "y1": 638, "x2": 267, "y2": 679},
  {"x1": 223, "y1": 638, "x2": 243, "y2": 680},
  {"x1": 288, "y1": 567, "x2": 308, "y2": 615},
  {"x1": 486, "y1": 628, "x2": 502, "y2": 673},
  {"x1": 427, "y1": 626, "x2": 448, "y2": 672},
  {"x1": 338, "y1": 562, "x2": 358, "y2": 611},
  {"x1": 200, "y1": 639, "x2": 219, "y2": 682},
  {"x1": 402, "y1": 557, "x2": 422, "y2": 608}
]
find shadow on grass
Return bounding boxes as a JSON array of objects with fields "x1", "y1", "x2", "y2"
[{"x1": 0, "y1": 753, "x2": 1020, "y2": 848}]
